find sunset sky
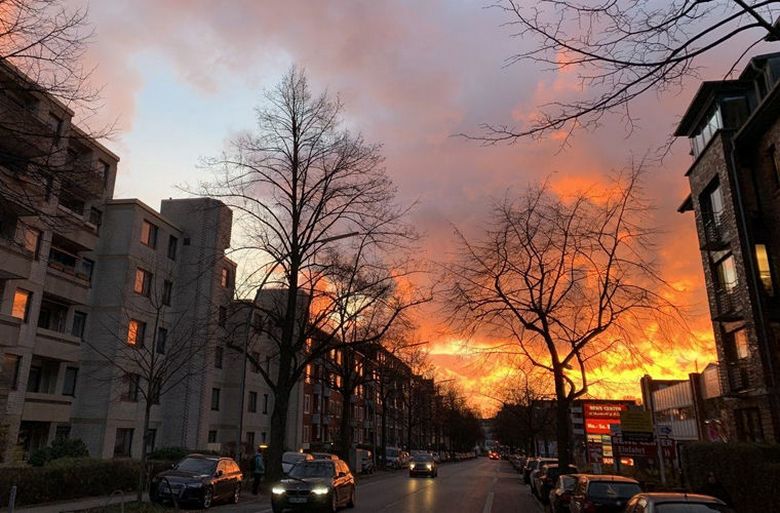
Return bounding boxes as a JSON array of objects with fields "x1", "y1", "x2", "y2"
[{"x1": 74, "y1": 1, "x2": 770, "y2": 415}]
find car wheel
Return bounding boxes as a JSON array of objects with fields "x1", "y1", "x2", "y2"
[
  {"x1": 202, "y1": 487, "x2": 213, "y2": 509},
  {"x1": 347, "y1": 486, "x2": 356, "y2": 508},
  {"x1": 329, "y1": 491, "x2": 338, "y2": 513},
  {"x1": 232, "y1": 484, "x2": 241, "y2": 504}
]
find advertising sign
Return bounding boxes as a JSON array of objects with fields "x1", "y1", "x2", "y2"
[{"x1": 584, "y1": 403, "x2": 627, "y2": 419}]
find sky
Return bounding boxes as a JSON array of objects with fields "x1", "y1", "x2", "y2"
[{"x1": 72, "y1": 0, "x2": 767, "y2": 415}]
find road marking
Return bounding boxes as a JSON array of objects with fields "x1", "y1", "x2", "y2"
[{"x1": 482, "y1": 491, "x2": 494, "y2": 513}]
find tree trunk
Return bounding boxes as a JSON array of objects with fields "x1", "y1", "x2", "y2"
[
  {"x1": 553, "y1": 368, "x2": 572, "y2": 468},
  {"x1": 337, "y1": 392, "x2": 353, "y2": 461},
  {"x1": 267, "y1": 387, "x2": 291, "y2": 482},
  {"x1": 380, "y1": 388, "x2": 387, "y2": 468},
  {"x1": 138, "y1": 400, "x2": 152, "y2": 502}
]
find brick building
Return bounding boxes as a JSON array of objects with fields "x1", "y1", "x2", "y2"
[{"x1": 677, "y1": 52, "x2": 780, "y2": 442}]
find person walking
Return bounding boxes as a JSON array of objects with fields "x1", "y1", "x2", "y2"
[{"x1": 251, "y1": 447, "x2": 265, "y2": 495}]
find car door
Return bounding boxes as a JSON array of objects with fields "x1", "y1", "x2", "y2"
[
  {"x1": 215, "y1": 460, "x2": 230, "y2": 499},
  {"x1": 336, "y1": 461, "x2": 350, "y2": 504},
  {"x1": 570, "y1": 478, "x2": 586, "y2": 513}
]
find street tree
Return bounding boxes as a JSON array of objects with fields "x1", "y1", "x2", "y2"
[
  {"x1": 447, "y1": 170, "x2": 678, "y2": 467},
  {"x1": 202, "y1": 67, "x2": 424, "y2": 481},
  {"x1": 85, "y1": 257, "x2": 217, "y2": 501},
  {"x1": 477, "y1": 0, "x2": 780, "y2": 144}
]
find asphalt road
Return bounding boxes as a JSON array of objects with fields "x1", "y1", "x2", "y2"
[{"x1": 222, "y1": 457, "x2": 540, "y2": 513}]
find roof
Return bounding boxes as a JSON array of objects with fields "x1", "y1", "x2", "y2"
[
  {"x1": 678, "y1": 194, "x2": 693, "y2": 213},
  {"x1": 734, "y1": 71, "x2": 780, "y2": 148},
  {"x1": 674, "y1": 81, "x2": 751, "y2": 137},
  {"x1": 636, "y1": 493, "x2": 725, "y2": 504}
]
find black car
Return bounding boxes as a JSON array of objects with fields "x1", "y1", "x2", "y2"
[
  {"x1": 570, "y1": 475, "x2": 642, "y2": 513},
  {"x1": 408, "y1": 453, "x2": 438, "y2": 478},
  {"x1": 271, "y1": 458, "x2": 356, "y2": 513},
  {"x1": 624, "y1": 493, "x2": 735, "y2": 513},
  {"x1": 150, "y1": 454, "x2": 243, "y2": 508}
]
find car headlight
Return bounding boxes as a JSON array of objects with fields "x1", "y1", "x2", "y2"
[
  {"x1": 312, "y1": 486, "x2": 329, "y2": 495},
  {"x1": 410, "y1": 463, "x2": 416, "y2": 469},
  {"x1": 426, "y1": 464, "x2": 433, "y2": 470},
  {"x1": 271, "y1": 486, "x2": 286, "y2": 495}
]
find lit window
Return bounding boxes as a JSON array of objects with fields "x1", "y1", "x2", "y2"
[
  {"x1": 140, "y1": 220, "x2": 158, "y2": 248},
  {"x1": 127, "y1": 319, "x2": 146, "y2": 346},
  {"x1": 755, "y1": 244, "x2": 774, "y2": 296},
  {"x1": 305, "y1": 364, "x2": 313, "y2": 384},
  {"x1": 22, "y1": 226, "x2": 40, "y2": 257},
  {"x1": 11, "y1": 289, "x2": 31, "y2": 321},
  {"x1": 716, "y1": 254, "x2": 738, "y2": 292},
  {"x1": 134, "y1": 268, "x2": 152, "y2": 296},
  {"x1": 220, "y1": 268, "x2": 231, "y2": 288},
  {"x1": 731, "y1": 329, "x2": 750, "y2": 360}
]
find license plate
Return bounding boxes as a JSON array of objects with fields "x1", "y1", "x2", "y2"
[{"x1": 289, "y1": 497, "x2": 307, "y2": 503}]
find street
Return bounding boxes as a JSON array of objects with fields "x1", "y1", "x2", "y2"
[{"x1": 223, "y1": 458, "x2": 539, "y2": 513}]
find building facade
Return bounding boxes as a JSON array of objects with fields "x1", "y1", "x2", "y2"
[{"x1": 677, "y1": 52, "x2": 780, "y2": 443}]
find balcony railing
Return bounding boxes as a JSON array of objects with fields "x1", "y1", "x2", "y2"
[
  {"x1": 727, "y1": 361, "x2": 750, "y2": 392},
  {"x1": 702, "y1": 219, "x2": 729, "y2": 250},
  {"x1": 714, "y1": 287, "x2": 741, "y2": 320}
]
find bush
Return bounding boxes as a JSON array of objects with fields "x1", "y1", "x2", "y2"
[
  {"x1": 0, "y1": 458, "x2": 140, "y2": 506},
  {"x1": 681, "y1": 442, "x2": 780, "y2": 513},
  {"x1": 28, "y1": 437, "x2": 89, "y2": 467},
  {"x1": 148, "y1": 446, "x2": 187, "y2": 461}
]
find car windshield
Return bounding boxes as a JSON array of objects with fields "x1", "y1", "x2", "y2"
[
  {"x1": 413, "y1": 455, "x2": 434, "y2": 462},
  {"x1": 173, "y1": 458, "x2": 217, "y2": 475},
  {"x1": 283, "y1": 453, "x2": 307, "y2": 464},
  {"x1": 656, "y1": 505, "x2": 734, "y2": 513},
  {"x1": 288, "y1": 461, "x2": 334, "y2": 478},
  {"x1": 588, "y1": 482, "x2": 642, "y2": 499},
  {"x1": 560, "y1": 476, "x2": 577, "y2": 490}
]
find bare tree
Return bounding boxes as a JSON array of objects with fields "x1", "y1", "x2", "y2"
[
  {"x1": 447, "y1": 170, "x2": 679, "y2": 467},
  {"x1": 475, "y1": 0, "x2": 780, "y2": 144},
  {"x1": 202, "y1": 67, "x2": 425, "y2": 481},
  {"x1": 85, "y1": 257, "x2": 216, "y2": 501}
]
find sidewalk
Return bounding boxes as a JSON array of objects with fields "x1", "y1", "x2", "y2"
[{"x1": 1, "y1": 492, "x2": 141, "y2": 513}]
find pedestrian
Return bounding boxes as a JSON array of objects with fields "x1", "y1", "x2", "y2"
[
  {"x1": 251, "y1": 446, "x2": 265, "y2": 495},
  {"x1": 698, "y1": 472, "x2": 732, "y2": 506}
]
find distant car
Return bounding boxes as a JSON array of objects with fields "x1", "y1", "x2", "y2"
[
  {"x1": 624, "y1": 493, "x2": 735, "y2": 513},
  {"x1": 523, "y1": 457, "x2": 556, "y2": 484},
  {"x1": 312, "y1": 452, "x2": 340, "y2": 461},
  {"x1": 534, "y1": 464, "x2": 578, "y2": 503},
  {"x1": 150, "y1": 454, "x2": 243, "y2": 509},
  {"x1": 282, "y1": 451, "x2": 314, "y2": 474},
  {"x1": 271, "y1": 458, "x2": 356, "y2": 513},
  {"x1": 569, "y1": 475, "x2": 642, "y2": 513},
  {"x1": 409, "y1": 453, "x2": 438, "y2": 478},
  {"x1": 357, "y1": 448, "x2": 375, "y2": 474},
  {"x1": 488, "y1": 451, "x2": 500, "y2": 460},
  {"x1": 385, "y1": 446, "x2": 404, "y2": 468},
  {"x1": 549, "y1": 474, "x2": 579, "y2": 513}
]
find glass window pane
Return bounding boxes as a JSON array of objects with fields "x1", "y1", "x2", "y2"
[
  {"x1": 755, "y1": 244, "x2": 774, "y2": 296},
  {"x1": 11, "y1": 289, "x2": 31, "y2": 320}
]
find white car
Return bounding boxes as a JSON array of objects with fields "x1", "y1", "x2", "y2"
[{"x1": 281, "y1": 451, "x2": 314, "y2": 474}]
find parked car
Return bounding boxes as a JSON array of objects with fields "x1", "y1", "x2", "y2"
[
  {"x1": 569, "y1": 475, "x2": 642, "y2": 513},
  {"x1": 357, "y1": 448, "x2": 375, "y2": 474},
  {"x1": 385, "y1": 447, "x2": 410, "y2": 469},
  {"x1": 408, "y1": 453, "x2": 438, "y2": 478},
  {"x1": 533, "y1": 464, "x2": 578, "y2": 503},
  {"x1": 624, "y1": 493, "x2": 734, "y2": 513},
  {"x1": 312, "y1": 452, "x2": 340, "y2": 461},
  {"x1": 282, "y1": 451, "x2": 314, "y2": 474},
  {"x1": 524, "y1": 457, "x2": 557, "y2": 484},
  {"x1": 150, "y1": 454, "x2": 243, "y2": 509},
  {"x1": 549, "y1": 474, "x2": 579, "y2": 513},
  {"x1": 271, "y1": 458, "x2": 356, "y2": 513}
]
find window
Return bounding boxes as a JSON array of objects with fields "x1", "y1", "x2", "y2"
[
  {"x1": 124, "y1": 373, "x2": 140, "y2": 402},
  {"x1": 251, "y1": 351, "x2": 260, "y2": 373},
  {"x1": 11, "y1": 289, "x2": 31, "y2": 321},
  {"x1": 715, "y1": 253, "x2": 738, "y2": 292},
  {"x1": 208, "y1": 430, "x2": 217, "y2": 443},
  {"x1": 735, "y1": 407, "x2": 765, "y2": 442},
  {"x1": 183, "y1": 237, "x2": 191, "y2": 246},
  {"x1": 220, "y1": 268, "x2": 231, "y2": 288},
  {"x1": 246, "y1": 431, "x2": 255, "y2": 447},
  {"x1": 38, "y1": 299, "x2": 68, "y2": 332},
  {"x1": 150, "y1": 381, "x2": 160, "y2": 404},
  {"x1": 62, "y1": 367, "x2": 78, "y2": 396},
  {"x1": 729, "y1": 328, "x2": 750, "y2": 360},
  {"x1": 140, "y1": 220, "x2": 158, "y2": 248},
  {"x1": 156, "y1": 327, "x2": 167, "y2": 354},
  {"x1": 702, "y1": 179, "x2": 725, "y2": 226},
  {"x1": 48, "y1": 113, "x2": 63, "y2": 141},
  {"x1": 58, "y1": 188, "x2": 85, "y2": 216},
  {"x1": 114, "y1": 428, "x2": 134, "y2": 457},
  {"x1": 89, "y1": 207, "x2": 102, "y2": 227},
  {"x1": 81, "y1": 258, "x2": 94, "y2": 282},
  {"x1": 218, "y1": 306, "x2": 227, "y2": 327},
  {"x1": 755, "y1": 244, "x2": 774, "y2": 296},
  {"x1": 248, "y1": 391, "x2": 257, "y2": 413},
  {"x1": 263, "y1": 393, "x2": 269, "y2": 414},
  {"x1": 303, "y1": 425, "x2": 311, "y2": 444},
  {"x1": 71, "y1": 311, "x2": 87, "y2": 338},
  {"x1": 214, "y1": 346, "x2": 223, "y2": 369},
  {"x1": 98, "y1": 160, "x2": 110, "y2": 190},
  {"x1": 304, "y1": 393, "x2": 311, "y2": 414},
  {"x1": 21, "y1": 226, "x2": 40, "y2": 257},
  {"x1": 27, "y1": 364, "x2": 42, "y2": 392},
  {"x1": 211, "y1": 388, "x2": 220, "y2": 411},
  {"x1": 146, "y1": 429, "x2": 157, "y2": 454},
  {"x1": 167, "y1": 235, "x2": 178, "y2": 260},
  {"x1": 305, "y1": 364, "x2": 313, "y2": 384},
  {"x1": 261, "y1": 431, "x2": 267, "y2": 443},
  {"x1": 134, "y1": 268, "x2": 152, "y2": 296},
  {"x1": 2, "y1": 354, "x2": 21, "y2": 390},
  {"x1": 127, "y1": 319, "x2": 146, "y2": 346},
  {"x1": 162, "y1": 280, "x2": 173, "y2": 306}
]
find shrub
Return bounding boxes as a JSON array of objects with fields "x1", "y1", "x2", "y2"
[
  {"x1": 28, "y1": 437, "x2": 89, "y2": 467},
  {"x1": 148, "y1": 446, "x2": 187, "y2": 461},
  {"x1": 681, "y1": 442, "x2": 780, "y2": 513},
  {"x1": 0, "y1": 458, "x2": 140, "y2": 506}
]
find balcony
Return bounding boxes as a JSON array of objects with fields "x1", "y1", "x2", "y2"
[
  {"x1": 34, "y1": 328, "x2": 80, "y2": 362},
  {"x1": 713, "y1": 288, "x2": 741, "y2": 321},
  {"x1": 727, "y1": 361, "x2": 751, "y2": 393},
  {"x1": 702, "y1": 219, "x2": 729, "y2": 250},
  {"x1": 22, "y1": 393, "x2": 73, "y2": 423}
]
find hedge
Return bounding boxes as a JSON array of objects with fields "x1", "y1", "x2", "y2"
[
  {"x1": 0, "y1": 458, "x2": 177, "y2": 507},
  {"x1": 681, "y1": 442, "x2": 780, "y2": 513}
]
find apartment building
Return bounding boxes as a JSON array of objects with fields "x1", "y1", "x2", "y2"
[
  {"x1": 0, "y1": 60, "x2": 119, "y2": 462},
  {"x1": 677, "y1": 52, "x2": 780, "y2": 442}
]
